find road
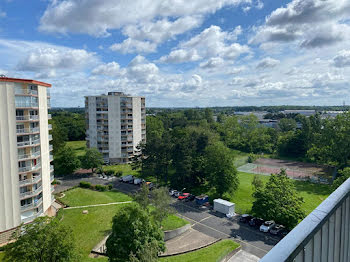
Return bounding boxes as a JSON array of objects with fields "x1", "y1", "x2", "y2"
[{"x1": 172, "y1": 201, "x2": 279, "y2": 258}]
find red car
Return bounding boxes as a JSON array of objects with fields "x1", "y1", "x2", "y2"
[{"x1": 178, "y1": 193, "x2": 190, "y2": 200}]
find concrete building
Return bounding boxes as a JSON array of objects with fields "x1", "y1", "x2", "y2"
[
  {"x1": 85, "y1": 92, "x2": 146, "y2": 163},
  {"x1": 0, "y1": 77, "x2": 54, "y2": 244}
]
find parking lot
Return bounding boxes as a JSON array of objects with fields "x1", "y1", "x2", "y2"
[{"x1": 56, "y1": 175, "x2": 279, "y2": 258}]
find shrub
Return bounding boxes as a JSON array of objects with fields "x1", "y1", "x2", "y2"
[
  {"x1": 51, "y1": 179, "x2": 61, "y2": 185},
  {"x1": 95, "y1": 184, "x2": 107, "y2": 191},
  {"x1": 108, "y1": 184, "x2": 113, "y2": 190},
  {"x1": 105, "y1": 170, "x2": 114, "y2": 176},
  {"x1": 96, "y1": 167, "x2": 103, "y2": 174},
  {"x1": 248, "y1": 154, "x2": 257, "y2": 163},
  {"x1": 115, "y1": 170, "x2": 123, "y2": 177},
  {"x1": 79, "y1": 181, "x2": 91, "y2": 188}
]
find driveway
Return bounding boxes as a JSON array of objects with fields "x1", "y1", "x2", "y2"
[{"x1": 172, "y1": 201, "x2": 279, "y2": 258}]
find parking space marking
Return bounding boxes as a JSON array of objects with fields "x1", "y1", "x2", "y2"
[{"x1": 177, "y1": 212, "x2": 270, "y2": 254}]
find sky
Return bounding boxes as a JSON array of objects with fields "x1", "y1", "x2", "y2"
[{"x1": 0, "y1": 0, "x2": 350, "y2": 107}]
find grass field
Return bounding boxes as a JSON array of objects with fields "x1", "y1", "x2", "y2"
[
  {"x1": 102, "y1": 164, "x2": 139, "y2": 176},
  {"x1": 0, "y1": 252, "x2": 4, "y2": 261},
  {"x1": 161, "y1": 214, "x2": 189, "y2": 231},
  {"x1": 231, "y1": 172, "x2": 333, "y2": 215},
  {"x1": 160, "y1": 240, "x2": 240, "y2": 262},
  {"x1": 59, "y1": 188, "x2": 132, "y2": 207},
  {"x1": 66, "y1": 140, "x2": 86, "y2": 157}
]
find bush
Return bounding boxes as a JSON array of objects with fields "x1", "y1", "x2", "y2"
[
  {"x1": 248, "y1": 154, "x2": 257, "y2": 163},
  {"x1": 115, "y1": 170, "x2": 123, "y2": 177},
  {"x1": 105, "y1": 170, "x2": 114, "y2": 176},
  {"x1": 51, "y1": 179, "x2": 61, "y2": 185},
  {"x1": 108, "y1": 184, "x2": 113, "y2": 190},
  {"x1": 95, "y1": 184, "x2": 107, "y2": 191},
  {"x1": 96, "y1": 167, "x2": 103, "y2": 174},
  {"x1": 79, "y1": 181, "x2": 91, "y2": 188}
]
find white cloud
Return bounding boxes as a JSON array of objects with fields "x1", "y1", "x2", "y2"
[
  {"x1": 256, "y1": 57, "x2": 280, "y2": 69},
  {"x1": 333, "y1": 50, "x2": 350, "y2": 68},
  {"x1": 0, "y1": 9, "x2": 6, "y2": 18},
  {"x1": 110, "y1": 39, "x2": 157, "y2": 54},
  {"x1": 159, "y1": 25, "x2": 250, "y2": 63},
  {"x1": 92, "y1": 62, "x2": 121, "y2": 77},
  {"x1": 200, "y1": 57, "x2": 225, "y2": 69}
]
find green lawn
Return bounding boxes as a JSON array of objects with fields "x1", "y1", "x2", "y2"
[
  {"x1": 230, "y1": 172, "x2": 333, "y2": 215},
  {"x1": 66, "y1": 140, "x2": 86, "y2": 157},
  {"x1": 160, "y1": 240, "x2": 240, "y2": 262},
  {"x1": 162, "y1": 215, "x2": 189, "y2": 231},
  {"x1": 59, "y1": 188, "x2": 132, "y2": 207},
  {"x1": 0, "y1": 252, "x2": 4, "y2": 261},
  {"x1": 103, "y1": 164, "x2": 139, "y2": 177}
]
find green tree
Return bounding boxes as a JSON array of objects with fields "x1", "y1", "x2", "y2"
[
  {"x1": 51, "y1": 121, "x2": 68, "y2": 154},
  {"x1": 332, "y1": 167, "x2": 350, "y2": 190},
  {"x1": 204, "y1": 143, "x2": 239, "y2": 197},
  {"x1": 106, "y1": 205, "x2": 165, "y2": 262},
  {"x1": 134, "y1": 183, "x2": 151, "y2": 210},
  {"x1": 54, "y1": 146, "x2": 81, "y2": 175},
  {"x1": 3, "y1": 217, "x2": 77, "y2": 262},
  {"x1": 150, "y1": 187, "x2": 174, "y2": 224},
  {"x1": 278, "y1": 118, "x2": 297, "y2": 132},
  {"x1": 81, "y1": 148, "x2": 104, "y2": 173},
  {"x1": 252, "y1": 175, "x2": 264, "y2": 190},
  {"x1": 251, "y1": 170, "x2": 305, "y2": 229}
]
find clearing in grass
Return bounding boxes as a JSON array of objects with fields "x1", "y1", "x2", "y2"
[
  {"x1": 58, "y1": 188, "x2": 132, "y2": 207},
  {"x1": 160, "y1": 240, "x2": 240, "y2": 262}
]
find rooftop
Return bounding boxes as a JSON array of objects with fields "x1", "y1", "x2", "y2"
[{"x1": 0, "y1": 76, "x2": 51, "y2": 87}]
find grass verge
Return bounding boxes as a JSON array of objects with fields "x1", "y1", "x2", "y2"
[
  {"x1": 160, "y1": 239, "x2": 240, "y2": 262},
  {"x1": 162, "y1": 215, "x2": 189, "y2": 231},
  {"x1": 59, "y1": 188, "x2": 132, "y2": 207}
]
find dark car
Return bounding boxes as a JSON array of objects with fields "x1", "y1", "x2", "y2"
[
  {"x1": 185, "y1": 194, "x2": 195, "y2": 202},
  {"x1": 239, "y1": 214, "x2": 253, "y2": 223},
  {"x1": 270, "y1": 224, "x2": 285, "y2": 235},
  {"x1": 279, "y1": 229, "x2": 290, "y2": 238},
  {"x1": 249, "y1": 217, "x2": 264, "y2": 228}
]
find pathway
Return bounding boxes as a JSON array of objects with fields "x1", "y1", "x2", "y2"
[{"x1": 64, "y1": 201, "x2": 132, "y2": 210}]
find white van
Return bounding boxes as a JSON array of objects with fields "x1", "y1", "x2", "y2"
[{"x1": 122, "y1": 175, "x2": 134, "y2": 182}]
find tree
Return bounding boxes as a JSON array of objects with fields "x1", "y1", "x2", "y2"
[
  {"x1": 106, "y1": 205, "x2": 165, "y2": 262},
  {"x1": 81, "y1": 148, "x2": 104, "y2": 173},
  {"x1": 3, "y1": 217, "x2": 77, "y2": 262},
  {"x1": 150, "y1": 187, "x2": 174, "y2": 224},
  {"x1": 332, "y1": 167, "x2": 350, "y2": 190},
  {"x1": 251, "y1": 170, "x2": 305, "y2": 229},
  {"x1": 51, "y1": 121, "x2": 68, "y2": 154},
  {"x1": 54, "y1": 146, "x2": 81, "y2": 176},
  {"x1": 134, "y1": 183, "x2": 151, "y2": 210},
  {"x1": 252, "y1": 175, "x2": 263, "y2": 190},
  {"x1": 278, "y1": 118, "x2": 297, "y2": 132},
  {"x1": 204, "y1": 143, "x2": 239, "y2": 198}
]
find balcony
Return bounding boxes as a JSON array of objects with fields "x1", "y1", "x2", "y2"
[
  {"x1": 50, "y1": 165, "x2": 54, "y2": 172},
  {"x1": 48, "y1": 134, "x2": 53, "y2": 140},
  {"x1": 49, "y1": 144, "x2": 53, "y2": 151},
  {"x1": 50, "y1": 174, "x2": 54, "y2": 182},
  {"x1": 18, "y1": 151, "x2": 40, "y2": 161},
  {"x1": 48, "y1": 124, "x2": 52, "y2": 130},
  {"x1": 48, "y1": 114, "x2": 52, "y2": 119},
  {"x1": 49, "y1": 154, "x2": 53, "y2": 161},
  {"x1": 260, "y1": 178, "x2": 350, "y2": 262},
  {"x1": 16, "y1": 127, "x2": 40, "y2": 135},
  {"x1": 15, "y1": 89, "x2": 38, "y2": 96},
  {"x1": 16, "y1": 115, "x2": 39, "y2": 121},
  {"x1": 18, "y1": 163, "x2": 41, "y2": 173},
  {"x1": 21, "y1": 208, "x2": 43, "y2": 224},
  {"x1": 15, "y1": 102, "x2": 39, "y2": 108},
  {"x1": 20, "y1": 186, "x2": 42, "y2": 199},
  {"x1": 19, "y1": 175, "x2": 42, "y2": 186},
  {"x1": 17, "y1": 139, "x2": 40, "y2": 148},
  {"x1": 20, "y1": 198, "x2": 42, "y2": 212}
]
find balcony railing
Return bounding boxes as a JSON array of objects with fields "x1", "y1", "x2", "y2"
[
  {"x1": 48, "y1": 134, "x2": 53, "y2": 140},
  {"x1": 18, "y1": 163, "x2": 41, "y2": 173},
  {"x1": 16, "y1": 115, "x2": 39, "y2": 121},
  {"x1": 21, "y1": 208, "x2": 43, "y2": 224},
  {"x1": 50, "y1": 165, "x2": 54, "y2": 172},
  {"x1": 20, "y1": 198, "x2": 42, "y2": 211},
  {"x1": 15, "y1": 102, "x2": 39, "y2": 108},
  {"x1": 49, "y1": 144, "x2": 53, "y2": 151},
  {"x1": 48, "y1": 124, "x2": 52, "y2": 130},
  {"x1": 17, "y1": 139, "x2": 40, "y2": 147},
  {"x1": 50, "y1": 174, "x2": 54, "y2": 182},
  {"x1": 19, "y1": 186, "x2": 42, "y2": 199},
  {"x1": 18, "y1": 151, "x2": 40, "y2": 161},
  {"x1": 260, "y1": 177, "x2": 350, "y2": 262},
  {"x1": 15, "y1": 89, "x2": 38, "y2": 96},
  {"x1": 19, "y1": 175, "x2": 42, "y2": 186},
  {"x1": 49, "y1": 155, "x2": 53, "y2": 161},
  {"x1": 48, "y1": 114, "x2": 52, "y2": 119},
  {"x1": 16, "y1": 127, "x2": 40, "y2": 134}
]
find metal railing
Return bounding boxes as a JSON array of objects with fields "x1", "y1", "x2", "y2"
[
  {"x1": 48, "y1": 124, "x2": 52, "y2": 129},
  {"x1": 18, "y1": 163, "x2": 41, "y2": 173},
  {"x1": 50, "y1": 165, "x2": 54, "y2": 172},
  {"x1": 15, "y1": 89, "x2": 38, "y2": 96},
  {"x1": 18, "y1": 151, "x2": 40, "y2": 160},
  {"x1": 19, "y1": 186, "x2": 42, "y2": 199},
  {"x1": 17, "y1": 139, "x2": 40, "y2": 147},
  {"x1": 15, "y1": 102, "x2": 39, "y2": 108},
  {"x1": 260, "y1": 178, "x2": 350, "y2": 262},
  {"x1": 16, "y1": 115, "x2": 39, "y2": 121},
  {"x1": 20, "y1": 198, "x2": 42, "y2": 211},
  {"x1": 49, "y1": 155, "x2": 53, "y2": 161},
  {"x1": 16, "y1": 127, "x2": 40, "y2": 134},
  {"x1": 48, "y1": 134, "x2": 53, "y2": 140},
  {"x1": 49, "y1": 144, "x2": 53, "y2": 151},
  {"x1": 48, "y1": 114, "x2": 52, "y2": 119},
  {"x1": 19, "y1": 175, "x2": 42, "y2": 186},
  {"x1": 50, "y1": 174, "x2": 54, "y2": 182},
  {"x1": 21, "y1": 208, "x2": 43, "y2": 224}
]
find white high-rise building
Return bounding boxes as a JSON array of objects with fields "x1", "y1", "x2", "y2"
[
  {"x1": 85, "y1": 92, "x2": 146, "y2": 163},
  {"x1": 0, "y1": 77, "x2": 54, "y2": 244}
]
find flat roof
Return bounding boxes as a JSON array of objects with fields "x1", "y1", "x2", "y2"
[{"x1": 0, "y1": 77, "x2": 51, "y2": 87}]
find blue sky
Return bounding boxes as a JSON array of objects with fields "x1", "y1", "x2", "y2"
[{"x1": 0, "y1": 0, "x2": 350, "y2": 107}]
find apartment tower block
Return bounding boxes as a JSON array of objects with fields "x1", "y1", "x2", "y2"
[
  {"x1": 85, "y1": 92, "x2": 146, "y2": 163},
  {"x1": 0, "y1": 77, "x2": 54, "y2": 244}
]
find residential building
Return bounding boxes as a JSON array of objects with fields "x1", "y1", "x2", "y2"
[
  {"x1": 85, "y1": 92, "x2": 146, "y2": 163},
  {"x1": 0, "y1": 77, "x2": 54, "y2": 244}
]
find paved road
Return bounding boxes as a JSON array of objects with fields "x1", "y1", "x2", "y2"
[
  {"x1": 172, "y1": 201, "x2": 280, "y2": 258},
  {"x1": 229, "y1": 250, "x2": 260, "y2": 262}
]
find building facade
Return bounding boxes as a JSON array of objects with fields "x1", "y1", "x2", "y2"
[
  {"x1": 0, "y1": 77, "x2": 54, "y2": 244},
  {"x1": 85, "y1": 92, "x2": 146, "y2": 164}
]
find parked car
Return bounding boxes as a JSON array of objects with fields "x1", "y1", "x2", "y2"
[
  {"x1": 260, "y1": 220, "x2": 275, "y2": 232},
  {"x1": 279, "y1": 229, "x2": 290, "y2": 238},
  {"x1": 121, "y1": 175, "x2": 134, "y2": 183},
  {"x1": 178, "y1": 193, "x2": 190, "y2": 200},
  {"x1": 249, "y1": 217, "x2": 264, "y2": 228},
  {"x1": 270, "y1": 224, "x2": 285, "y2": 235},
  {"x1": 133, "y1": 178, "x2": 145, "y2": 185},
  {"x1": 239, "y1": 214, "x2": 253, "y2": 223},
  {"x1": 169, "y1": 189, "x2": 177, "y2": 196},
  {"x1": 185, "y1": 194, "x2": 195, "y2": 202},
  {"x1": 174, "y1": 191, "x2": 181, "y2": 197},
  {"x1": 195, "y1": 195, "x2": 209, "y2": 205}
]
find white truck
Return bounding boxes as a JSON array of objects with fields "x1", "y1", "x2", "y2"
[
  {"x1": 213, "y1": 199, "x2": 235, "y2": 217},
  {"x1": 133, "y1": 178, "x2": 145, "y2": 185},
  {"x1": 122, "y1": 175, "x2": 134, "y2": 183}
]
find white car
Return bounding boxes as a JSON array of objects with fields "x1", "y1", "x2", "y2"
[{"x1": 260, "y1": 220, "x2": 275, "y2": 232}]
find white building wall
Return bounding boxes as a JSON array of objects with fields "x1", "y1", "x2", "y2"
[
  {"x1": 88, "y1": 97, "x2": 97, "y2": 148},
  {"x1": 0, "y1": 82, "x2": 21, "y2": 232},
  {"x1": 132, "y1": 97, "x2": 142, "y2": 151},
  {"x1": 108, "y1": 96, "x2": 121, "y2": 159},
  {"x1": 38, "y1": 85, "x2": 51, "y2": 212}
]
